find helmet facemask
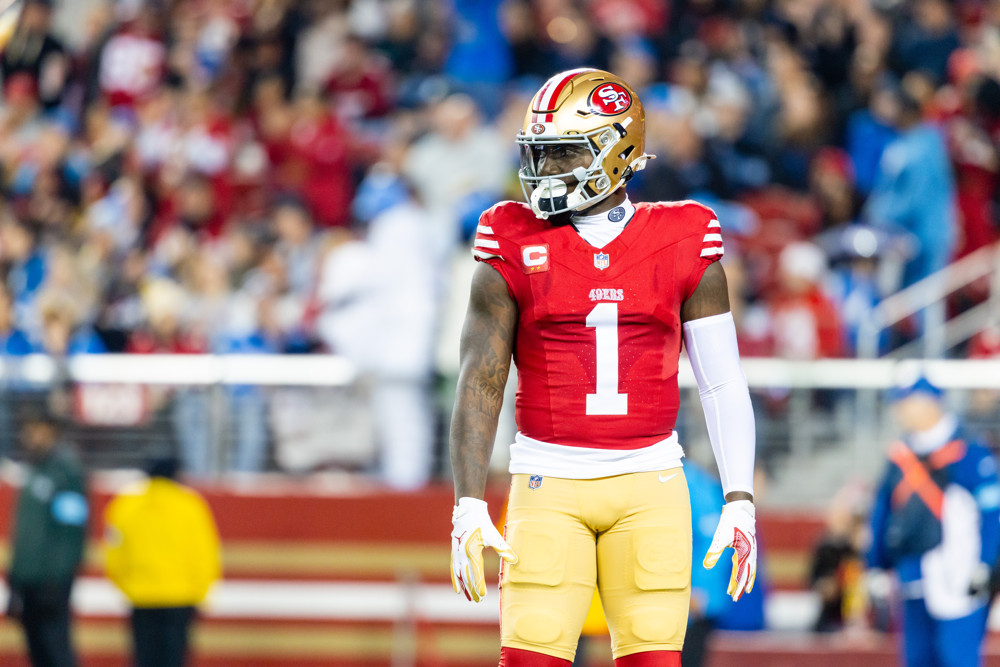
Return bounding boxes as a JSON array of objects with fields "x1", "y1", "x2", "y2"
[{"x1": 516, "y1": 125, "x2": 625, "y2": 219}]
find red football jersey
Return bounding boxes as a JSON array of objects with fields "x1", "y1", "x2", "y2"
[{"x1": 473, "y1": 200, "x2": 724, "y2": 450}]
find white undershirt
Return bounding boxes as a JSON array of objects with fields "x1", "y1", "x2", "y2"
[
  {"x1": 570, "y1": 196, "x2": 636, "y2": 248},
  {"x1": 509, "y1": 431, "x2": 684, "y2": 479}
]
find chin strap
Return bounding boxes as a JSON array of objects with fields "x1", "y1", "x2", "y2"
[{"x1": 530, "y1": 175, "x2": 624, "y2": 219}]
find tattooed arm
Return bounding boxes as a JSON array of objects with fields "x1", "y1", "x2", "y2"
[{"x1": 450, "y1": 263, "x2": 518, "y2": 502}]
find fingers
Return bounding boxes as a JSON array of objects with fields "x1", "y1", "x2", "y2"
[
  {"x1": 497, "y1": 545, "x2": 519, "y2": 564},
  {"x1": 731, "y1": 556, "x2": 744, "y2": 602},
  {"x1": 726, "y1": 546, "x2": 757, "y2": 602},
  {"x1": 457, "y1": 529, "x2": 488, "y2": 603},
  {"x1": 727, "y1": 551, "x2": 742, "y2": 601},
  {"x1": 466, "y1": 561, "x2": 485, "y2": 602},
  {"x1": 703, "y1": 528, "x2": 730, "y2": 569},
  {"x1": 454, "y1": 568, "x2": 472, "y2": 602},
  {"x1": 451, "y1": 524, "x2": 519, "y2": 602},
  {"x1": 452, "y1": 556, "x2": 483, "y2": 602},
  {"x1": 488, "y1": 533, "x2": 519, "y2": 565},
  {"x1": 703, "y1": 547, "x2": 724, "y2": 569}
]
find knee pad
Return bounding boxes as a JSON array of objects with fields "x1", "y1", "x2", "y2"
[
  {"x1": 632, "y1": 528, "x2": 688, "y2": 592},
  {"x1": 504, "y1": 523, "x2": 568, "y2": 646},
  {"x1": 605, "y1": 529, "x2": 689, "y2": 648}
]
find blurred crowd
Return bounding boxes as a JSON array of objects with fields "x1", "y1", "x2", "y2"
[{"x1": 0, "y1": 0, "x2": 999, "y2": 480}]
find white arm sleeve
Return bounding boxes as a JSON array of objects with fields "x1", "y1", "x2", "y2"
[{"x1": 682, "y1": 312, "x2": 756, "y2": 497}]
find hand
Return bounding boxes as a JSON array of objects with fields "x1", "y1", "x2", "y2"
[
  {"x1": 703, "y1": 499, "x2": 757, "y2": 602},
  {"x1": 450, "y1": 497, "x2": 518, "y2": 602}
]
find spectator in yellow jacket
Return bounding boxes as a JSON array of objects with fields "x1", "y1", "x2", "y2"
[{"x1": 103, "y1": 456, "x2": 221, "y2": 667}]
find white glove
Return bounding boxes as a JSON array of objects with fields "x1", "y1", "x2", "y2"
[
  {"x1": 703, "y1": 499, "x2": 757, "y2": 602},
  {"x1": 450, "y1": 497, "x2": 518, "y2": 603}
]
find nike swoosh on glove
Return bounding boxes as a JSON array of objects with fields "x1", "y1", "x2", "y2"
[
  {"x1": 450, "y1": 497, "x2": 518, "y2": 603},
  {"x1": 703, "y1": 499, "x2": 757, "y2": 602}
]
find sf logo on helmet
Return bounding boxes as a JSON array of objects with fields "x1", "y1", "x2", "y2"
[{"x1": 590, "y1": 83, "x2": 632, "y2": 115}]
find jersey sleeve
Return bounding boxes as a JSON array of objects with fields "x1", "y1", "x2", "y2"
[
  {"x1": 680, "y1": 204, "x2": 725, "y2": 299},
  {"x1": 471, "y1": 205, "x2": 519, "y2": 299}
]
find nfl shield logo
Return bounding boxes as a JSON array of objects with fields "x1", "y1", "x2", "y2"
[
  {"x1": 594, "y1": 253, "x2": 610, "y2": 270},
  {"x1": 528, "y1": 475, "x2": 543, "y2": 490}
]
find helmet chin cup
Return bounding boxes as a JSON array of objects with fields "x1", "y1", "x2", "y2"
[{"x1": 530, "y1": 179, "x2": 570, "y2": 218}]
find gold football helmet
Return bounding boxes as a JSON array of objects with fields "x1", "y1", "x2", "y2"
[{"x1": 516, "y1": 68, "x2": 652, "y2": 218}]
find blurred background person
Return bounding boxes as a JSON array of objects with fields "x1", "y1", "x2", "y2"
[
  {"x1": 682, "y1": 461, "x2": 732, "y2": 667},
  {"x1": 6, "y1": 400, "x2": 87, "y2": 667},
  {"x1": 867, "y1": 376, "x2": 1000, "y2": 667},
  {"x1": 768, "y1": 241, "x2": 844, "y2": 361},
  {"x1": 127, "y1": 279, "x2": 211, "y2": 476},
  {"x1": 862, "y1": 85, "x2": 956, "y2": 350},
  {"x1": 103, "y1": 454, "x2": 221, "y2": 667},
  {"x1": 317, "y1": 167, "x2": 439, "y2": 489},
  {"x1": 0, "y1": 0, "x2": 68, "y2": 112},
  {"x1": 809, "y1": 481, "x2": 869, "y2": 633},
  {"x1": 403, "y1": 93, "x2": 507, "y2": 261},
  {"x1": 862, "y1": 84, "x2": 956, "y2": 281}
]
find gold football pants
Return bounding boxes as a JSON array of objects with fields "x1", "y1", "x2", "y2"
[{"x1": 500, "y1": 470, "x2": 692, "y2": 661}]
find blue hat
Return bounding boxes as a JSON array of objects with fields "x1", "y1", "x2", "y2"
[{"x1": 893, "y1": 375, "x2": 944, "y2": 402}]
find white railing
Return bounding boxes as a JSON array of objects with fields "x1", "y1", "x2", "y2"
[
  {"x1": 0, "y1": 354, "x2": 358, "y2": 386},
  {"x1": 4, "y1": 355, "x2": 999, "y2": 491},
  {"x1": 857, "y1": 242, "x2": 1000, "y2": 358},
  {"x1": 3, "y1": 354, "x2": 1000, "y2": 389}
]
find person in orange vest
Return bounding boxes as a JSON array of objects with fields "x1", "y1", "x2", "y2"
[{"x1": 867, "y1": 376, "x2": 1000, "y2": 667}]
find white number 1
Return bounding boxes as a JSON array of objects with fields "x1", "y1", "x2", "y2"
[{"x1": 585, "y1": 303, "x2": 628, "y2": 415}]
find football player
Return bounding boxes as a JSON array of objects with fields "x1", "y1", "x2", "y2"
[{"x1": 450, "y1": 68, "x2": 757, "y2": 667}]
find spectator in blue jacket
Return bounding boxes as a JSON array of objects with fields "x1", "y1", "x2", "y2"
[
  {"x1": 683, "y1": 462, "x2": 732, "y2": 667},
  {"x1": 863, "y1": 88, "x2": 956, "y2": 290},
  {"x1": 867, "y1": 376, "x2": 1000, "y2": 667}
]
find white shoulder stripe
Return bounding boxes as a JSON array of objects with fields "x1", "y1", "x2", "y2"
[
  {"x1": 475, "y1": 239, "x2": 500, "y2": 249},
  {"x1": 477, "y1": 225, "x2": 494, "y2": 234},
  {"x1": 702, "y1": 233, "x2": 723, "y2": 243},
  {"x1": 472, "y1": 249, "x2": 501, "y2": 260},
  {"x1": 700, "y1": 247, "x2": 724, "y2": 258},
  {"x1": 707, "y1": 219, "x2": 721, "y2": 229}
]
